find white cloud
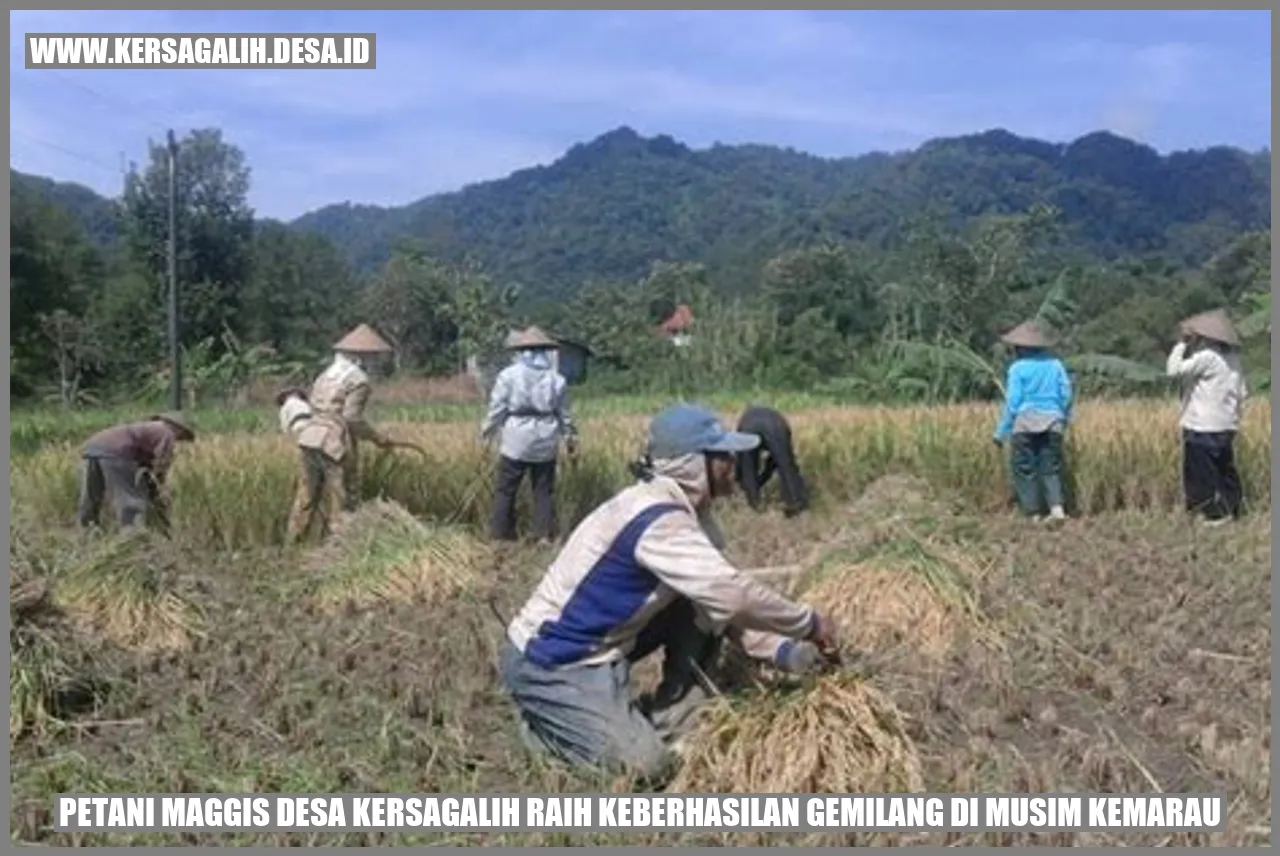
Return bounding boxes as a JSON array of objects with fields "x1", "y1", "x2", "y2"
[{"x1": 7, "y1": 11, "x2": 1270, "y2": 216}]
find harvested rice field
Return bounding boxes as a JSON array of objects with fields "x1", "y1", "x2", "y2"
[{"x1": 8, "y1": 399, "x2": 1273, "y2": 846}]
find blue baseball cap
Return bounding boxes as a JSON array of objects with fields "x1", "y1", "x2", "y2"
[{"x1": 646, "y1": 404, "x2": 761, "y2": 459}]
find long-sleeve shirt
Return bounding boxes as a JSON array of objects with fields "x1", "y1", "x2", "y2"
[
  {"x1": 994, "y1": 353, "x2": 1073, "y2": 441},
  {"x1": 480, "y1": 351, "x2": 576, "y2": 463},
  {"x1": 506, "y1": 472, "x2": 817, "y2": 670},
  {"x1": 82, "y1": 421, "x2": 176, "y2": 481},
  {"x1": 309, "y1": 353, "x2": 383, "y2": 449},
  {"x1": 279, "y1": 396, "x2": 344, "y2": 460},
  {"x1": 1166, "y1": 342, "x2": 1248, "y2": 433}
]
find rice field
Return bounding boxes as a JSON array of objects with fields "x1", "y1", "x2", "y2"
[
  {"x1": 8, "y1": 395, "x2": 1273, "y2": 846},
  {"x1": 11, "y1": 399, "x2": 1272, "y2": 551}
]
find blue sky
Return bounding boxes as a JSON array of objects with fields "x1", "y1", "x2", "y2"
[{"x1": 9, "y1": 9, "x2": 1272, "y2": 221}]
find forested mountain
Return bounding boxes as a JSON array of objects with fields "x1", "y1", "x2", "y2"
[
  {"x1": 10, "y1": 168, "x2": 125, "y2": 248},
  {"x1": 289, "y1": 126, "x2": 1272, "y2": 300},
  {"x1": 10, "y1": 125, "x2": 1273, "y2": 406}
]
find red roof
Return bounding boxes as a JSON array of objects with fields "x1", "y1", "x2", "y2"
[{"x1": 658, "y1": 303, "x2": 694, "y2": 335}]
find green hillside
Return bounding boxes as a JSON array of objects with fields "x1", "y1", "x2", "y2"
[{"x1": 289, "y1": 126, "x2": 1271, "y2": 301}]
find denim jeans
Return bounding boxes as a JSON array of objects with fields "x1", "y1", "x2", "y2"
[{"x1": 1009, "y1": 430, "x2": 1065, "y2": 516}]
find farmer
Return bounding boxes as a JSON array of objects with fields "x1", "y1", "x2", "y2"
[
  {"x1": 277, "y1": 386, "x2": 348, "y2": 544},
  {"x1": 307, "y1": 323, "x2": 396, "y2": 515},
  {"x1": 499, "y1": 403, "x2": 841, "y2": 781},
  {"x1": 77, "y1": 411, "x2": 196, "y2": 535},
  {"x1": 735, "y1": 404, "x2": 809, "y2": 517},
  {"x1": 992, "y1": 321, "x2": 1073, "y2": 523},
  {"x1": 1166, "y1": 309, "x2": 1249, "y2": 525},
  {"x1": 480, "y1": 326, "x2": 578, "y2": 544}
]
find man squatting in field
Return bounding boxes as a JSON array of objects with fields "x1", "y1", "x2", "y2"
[
  {"x1": 304, "y1": 324, "x2": 397, "y2": 523},
  {"x1": 992, "y1": 320, "x2": 1073, "y2": 523},
  {"x1": 735, "y1": 404, "x2": 810, "y2": 517},
  {"x1": 77, "y1": 411, "x2": 196, "y2": 534},
  {"x1": 480, "y1": 326, "x2": 578, "y2": 544},
  {"x1": 277, "y1": 386, "x2": 349, "y2": 543},
  {"x1": 499, "y1": 404, "x2": 840, "y2": 781},
  {"x1": 1166, "y1": 309, "x2": 1249, "y2": 525}
]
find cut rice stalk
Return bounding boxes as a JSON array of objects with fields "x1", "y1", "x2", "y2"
[
  {"x1": 803, "y1": 560, "x2": 959, "y2": 663},
  {"x1": 307, "y1": 500, "x2": 492, "y2": 613},
  {"x1": 54, "y1": 529, "x2": 202, "y2": 655},
  {"x1": 668, "y1": 674, "x2": 924, "y2": 794}
]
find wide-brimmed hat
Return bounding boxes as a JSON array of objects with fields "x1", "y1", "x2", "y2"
[
  {"x1": 647, "y1": 404, "x2": 760, "y2": 460},
  {"x1": 1180, "y1": 309, "x2": 1240, "y2": 347},
  {"x1": 150, "y1": 411, "x2": 196, "y2": 441},
  {"x1": 334, "y1": 323, "x2": 393, "y2": 354},
  {"x1": 999, "y1": 321, "x2": 1053, "y2": 349},
  {"x1": 505, "y1": 325, "x2": 558, "y2": 351}
]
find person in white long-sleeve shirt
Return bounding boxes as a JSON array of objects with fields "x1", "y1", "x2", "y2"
[
  {"x1": 1165, "y1": 309, "x2": 1249, "y2": 524},
  {"x1": 499, "y1": 403, "x2": 840, "y2": 781},
  {"x1": 480, "y1": 326, "x2": 578, "y2": 543}
]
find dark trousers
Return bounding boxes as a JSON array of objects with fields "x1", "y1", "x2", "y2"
[
  {"x1": 631, "y1": 598, "x2": 718, "y2": 694},
  {"x1": 77, "y1": 455, "x2": 150, "y2": 530},
  {"x1": 1009, "y1": 430, "x2": 1065, "y2": 516},
  {"x1": 490, "y1": 456, "x2": 558, "y2": 541},
  {"x1": 1182, "y1": 430, "x2": 1243, "y2": 521},
  {"x1": 736, "y1": 425, "x2": 809, "y2": 517}
]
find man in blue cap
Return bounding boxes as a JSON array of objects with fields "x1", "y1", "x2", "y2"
[{"x1": 499, "y1": 403, "x2": 840, "y2": 782}]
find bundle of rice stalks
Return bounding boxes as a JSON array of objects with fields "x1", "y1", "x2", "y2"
[
  {"x1": 668, "y1": 674, "x2": 924, "y2": 794},
  {"x1": 54, "y1": 529, "x2": 202, "y2": 655},
  {"x1": 306, "y1": 500, "x2": 492, "y2": 613},
  {"x1": 10, "y1": 571, "x2": 104, "y2": 743},
  {"x1": 804, "y1": 560, "x2": 959, "y2": 663},
  {"x1": 800, "y1": 529, "x2": 1004, "y2": 664}
]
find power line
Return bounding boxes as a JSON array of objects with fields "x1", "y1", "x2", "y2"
[
  {"x1": 11, "y1": 128, "x2": 121, "y2": 176},
  {"x1": 43, "y1": 69, "x2": 176, "y2": 141}
]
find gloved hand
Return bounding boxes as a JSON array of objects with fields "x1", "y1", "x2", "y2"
[{"x1": 778, "y1": 640, "x2": 828, "y2": 675}]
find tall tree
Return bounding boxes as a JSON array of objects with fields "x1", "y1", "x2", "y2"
[{"x1": 123, "y1": 128, "x2": 255, "y2": 354}]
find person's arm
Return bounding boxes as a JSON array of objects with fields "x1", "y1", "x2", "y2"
[
  {"x1": 479, "y1": 371, "x2": 511, "y2": 441},
  {"x1": 343, "y1": 383, "x2": 388, "y2": 445},
  {"x1": 994, "y1": 364, "x2": 1023, "y2": 442},
  {"x1": 149, "y1": 427, "x2": 175, "y2": 484},
  {"x1": 634, "y1": 509, "x2": 819, "y2": 641},
  {"x1": 1059, "y1": 361, "x2": 1074, "y2": 426},
  {"x1": 758, "y1": 453, "x2": 778, "y2": 487},
  {"x1": 556, "y1": 379, "x2": 578, "y2": 449},
  {"x1": 1166, "y1": 342, "x2": 1214, "y2": 380},
  {"x1": 737, "y1": 451, "x2": 764, "y2": 510}
]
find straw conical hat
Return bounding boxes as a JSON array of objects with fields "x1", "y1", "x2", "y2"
[
  {"x1": 1180, "y1": 309, "x2": 1240, "y2": 347},
  {"x1": 149, "y1": 411, "x2": 196, "y2": 440},
  {"x1": 999, "y1": 321, "x2": 1053, "y2": 349},
  {"x1": 334, "y1": 323, "x2": 393, "y2": 354},
  {"x1": 506, "y1": 325, "x2": 558, "y2": 350}
]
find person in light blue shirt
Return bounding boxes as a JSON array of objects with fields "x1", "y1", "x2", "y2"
[
  {"x1": 992, "y1": 321, "x2": 1073, "y2": 523},
  {"x1": 480, "y1": 326, "x2": 578, "y2": 543}
]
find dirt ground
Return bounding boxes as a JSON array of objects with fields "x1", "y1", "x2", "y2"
[{"x1": 10, "y1": 478, "x2": 1272, "y2": 846}]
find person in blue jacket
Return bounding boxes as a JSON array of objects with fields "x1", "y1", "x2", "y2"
[{"x1": 992, "y1": 321, "x2": 1073, "y2": 523}]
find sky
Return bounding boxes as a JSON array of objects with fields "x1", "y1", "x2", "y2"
[{"x1": 8, "y1": 9, "x2": 1273, "y2": 222}]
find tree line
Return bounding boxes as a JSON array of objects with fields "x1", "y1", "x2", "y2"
[{"x1": 10, "y1": 127, "x2": 1272, "y2": 409}]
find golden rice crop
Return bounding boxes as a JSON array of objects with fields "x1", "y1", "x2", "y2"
[
  {"x1": 804, "y1": 561, "x2": 959, "y2": 663},
  {"x1": 54, "y1": 529, "x2": 203, "y2": 655},
  {"x1": 10, "y1": 521, "x2": 106, "y2": 742},
  {"x1": 667, "y1": 674, "x2": 924, "y2": 794},
  {"x1": 304, "y1": 499, "x2": 492, "y2": 614},
  {"x1": 9, "y1": 399, "x2": 1271, "y2": 552}
]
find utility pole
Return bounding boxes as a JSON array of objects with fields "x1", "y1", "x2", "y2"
[{"x1": 166, "y1": 130, "x2": 181, "y2": 412}]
